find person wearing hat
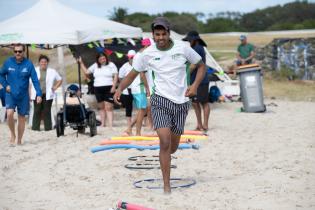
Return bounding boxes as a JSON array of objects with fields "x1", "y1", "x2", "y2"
[
  {"x1": 114, "y1": 17, "x2": 206, "y2": 193},
  {"x1": 236, "y1": 35, "x2": 255, "y2": 66},
  {"x1": 129, "y1": 40, "x2": 150, "y2": 136},
  {"x1": 183, "y1": 31, "x2": 210, "y2": 132},
  {"x1": 65, "y1": 84, "x2": 82, "y2": 105},
  {"x1": 118, "y1": 50, "x2": 136, "y2": 136}
]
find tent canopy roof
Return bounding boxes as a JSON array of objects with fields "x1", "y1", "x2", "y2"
[{"x1": 0, "y1": 0, "x2": 142, "y2": 45}]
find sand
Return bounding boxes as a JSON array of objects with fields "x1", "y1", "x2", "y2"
[{"x1": 0, "y1": 100, "x2": 314, "y2": 210}]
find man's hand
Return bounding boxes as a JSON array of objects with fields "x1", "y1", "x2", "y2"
[
  {"x1": 185, "y1": 85, "x2": 197, "y2": 97},
  {"x1": 113, "y1": 88, "x2": 122, "y2": 105},
  {"x1": 6, "y1": 85, "x2": 11, "y2": 93},
  {"x1": 36, "y1": 96, "x2": 42, "y2": 104}
]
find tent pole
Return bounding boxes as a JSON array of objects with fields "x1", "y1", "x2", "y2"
[
  {"x1": 78, "y1": 60, "x2": 82, "y2": 91},
  {"x1": 57, "y1": 46, "x2": 67, "y2": 100},
  {"x1": 26, "y1": 44, "x2": 29, "y2": 58}
]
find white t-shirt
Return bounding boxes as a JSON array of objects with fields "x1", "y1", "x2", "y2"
[
  {"x1": 119, "y1": 62, "x2": 133, "y2": 95},
  {"x1": 87, "y1": 62, "x2": 118, "y2": 87},
  {"x1": 132, "y1": 40, "x2": 202, "y2": 104},
  {"x1": 130, "y1": 53, "x2": 145, "y2": 95}
]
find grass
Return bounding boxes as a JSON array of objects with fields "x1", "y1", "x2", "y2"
[
  {"x1": 201, "y1": 32, "x2": 315, "y2": 50},
  {"x1": 210, "y1": 51, "x2": 235, "y2": 62},
  {"x1": 263, "y1": 75, "x2": 315, "y2": 101}
]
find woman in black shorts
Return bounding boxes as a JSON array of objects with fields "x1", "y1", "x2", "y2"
[{"x1": 78, "y1": 53, "x2": 118, "y2": 128}]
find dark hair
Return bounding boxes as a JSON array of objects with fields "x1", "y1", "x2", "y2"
[
  {"x1": 152, "y1": 25, "x2": 170, "y2": 33},
  {"x1": 13, "y1": 43, "x2": 25, "y2": 51},
  {"x1": 96, "y1": 52, "x2": 109, "y2": 68},
  {"x1": 38, "y1": 54, "x2": 49, "y2": 63}
]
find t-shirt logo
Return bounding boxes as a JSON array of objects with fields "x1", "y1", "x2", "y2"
[
  {"x1": 153, "y1": 57, "x2": 160, "y2": 61},
  {"x1": 8, "y1": 67, "x2": 15, "y2": 71},
  {"x1": 21, "y1": 68, "x2": 28, "y2": 73},
  {"x1": 172, "y1": 53, "x2": 182, "y2": 60}
]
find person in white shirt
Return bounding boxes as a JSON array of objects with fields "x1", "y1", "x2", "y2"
[
  {"x1": 79, "y1": 53, "x2": 118, "y2": 128},
  {"x1": 114, "y1": 17, "x2": 206, "y2": 193},
  {"x1": 30, "y1": 55, "x2": 62, "y2": 131},
  {"x1": 119, "y1": 50, "x2": 136, "y2": 136}
]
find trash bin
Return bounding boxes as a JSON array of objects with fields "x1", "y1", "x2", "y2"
[{"x1": 237, "y1": 64, "x2": 266, "y2": 112}]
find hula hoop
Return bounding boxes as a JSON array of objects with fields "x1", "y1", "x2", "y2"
[
  {"x1": 90, "y1": 143, "x2": 199, "y2": 153},
  {"x1": 111, "y1": 135, "x2": 207, "y2": 141},
  {"x1": 133, "y1": 178, "x2": 196, "y2": 189},
  {"x1": 128, "y1": 155, "x2": 177, "y2": 162},
  {"x1": 125, "y1": 163, "x2": 177, "y2": 170}
]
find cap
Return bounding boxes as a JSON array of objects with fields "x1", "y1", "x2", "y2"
[
  {"x1": 127, "y1": 50, "x2": 136, "y2": 58},
  {"x1": 151, "y1": 17, "x2": 170, "y2": 31},
  {"x1": 141, "y1": 38, "x2": 152, "y2": 47},
  {"x1": 240, "y1": 35, "x2": 247, "y2": 40},
  {"x1": 183, "y1": 31, "x2": 207, "y2": 47},
  {"x1": 67, "y1": 84, "x2": 79, "y2": 93}
]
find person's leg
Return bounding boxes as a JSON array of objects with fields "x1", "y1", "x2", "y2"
[
  {"x1": 202, "y1": 102, "x2": 210, "y2": 131},
  {"x1": 135, "y1": 108, "x2": 146, "y2": 136},
  {"x1": 146, "y1": 103, "x2": 153, "y2": 131},
  {"x1": 98, "y1": 102, "x2": 106, "y2": 127},
  {"x1": 156, "y1": 127, "x2": 172, "y2": 193},
  {"x1": 6, "y1": 109, "x2": 16, "y2": 145},
  {"x1": 123, "y1": 93, "x2": 134, "y2": 135},
  {"x1": 43, "y1": 99, "x2": 53, "y2": 131},
  {"x1": 17, "y1": 115, "x2": 26, "y2": 145},
  {"x1": 32, "y1": 100, "x2": 42, "y2": 131},
  {"x1": 105, "y1": 102, "x2": 114, "y2": 128},
  {"x1": 192, "y1": 102, "x2": 203, "y2": 130}
]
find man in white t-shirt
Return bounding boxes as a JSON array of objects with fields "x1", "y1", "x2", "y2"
[{"x1": 114, "y1": 17, "x2": 206, "y2": 193}]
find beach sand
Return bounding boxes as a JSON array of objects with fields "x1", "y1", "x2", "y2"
[{"x1": 0, "y1": 100, "x2": 314, "y2": 210}]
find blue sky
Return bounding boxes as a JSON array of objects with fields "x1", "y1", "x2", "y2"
[{"x1": 0, "y1": 0, "x2": 314, "y2": 21}]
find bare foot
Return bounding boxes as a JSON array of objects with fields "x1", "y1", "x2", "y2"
[
  {"x1": 10, "y1": 135, "x2": 16, "y2": 145},
  {"x1": 202, "y1": 126, "x2": 208, "y2": 132},
  {"x1": 122, "y1": 130, "x2": 132, "y2": 136},
  {"x1": 163, "y1": 186, "x2": 171, "y2": 194},
  {"x1": 17, "y1": 139, "x2": 23, "y2": 145}
]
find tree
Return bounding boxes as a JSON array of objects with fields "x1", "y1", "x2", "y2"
[{"x1": 109, "y1": 7, "x2": 128, "y2": 23}]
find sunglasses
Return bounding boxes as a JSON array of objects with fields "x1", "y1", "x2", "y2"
[{"x1": 14, "y1": 50, "x2": 23, "y2": 54}]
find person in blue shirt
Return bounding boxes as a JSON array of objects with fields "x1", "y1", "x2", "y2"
[
  {"x1": 183, "y1": 31, "x2": 210, "y2": 131},
  {"x1": 0, "y1": 44, "x2": 42, "y2": 146}
]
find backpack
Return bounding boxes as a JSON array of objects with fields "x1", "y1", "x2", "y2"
[{"x1": 209, "y1": 86, "x2": 221, "y2": 103}]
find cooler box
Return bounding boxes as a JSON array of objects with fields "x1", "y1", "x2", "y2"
[{"x1": 237, "y1": 64, "x2": 266, "y2": 112}]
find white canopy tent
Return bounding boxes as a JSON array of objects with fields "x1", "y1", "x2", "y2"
[
  {"x1": 0, "y1": 0, "x2": 143, "y2": 125},
  {"x1": 0, "y1": 0, "x2": 143, "y2": 45},
  {"x1": 0, "y1": 0, "x2": 143, "y2": 89}
]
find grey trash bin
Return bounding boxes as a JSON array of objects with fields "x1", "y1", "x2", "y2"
[{"x1": 237, "y1": 65, "x2": 266, "y2": 113}]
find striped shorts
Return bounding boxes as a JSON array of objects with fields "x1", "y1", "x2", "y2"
[{"x1": 150, "y1": 94, "x2": 190, "y2": 135}]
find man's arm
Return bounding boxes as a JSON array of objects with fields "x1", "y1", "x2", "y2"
[
  {"x1": 140, "y1": 72, "x2": 150, "y2": 96},
  {"x1": 245, "y1": 49, "x2": 255, "y2": 62},
  {"x1": 185, "y1": 61, "x2": 206, "y2": 97},
  {"x1": 114, "y1": 69, "x2": 139, "y2": 104},
  {"x1": 0, "y1": 63, "x2": 8, "y2": 89}
]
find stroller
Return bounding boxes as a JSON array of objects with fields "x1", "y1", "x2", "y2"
[{"x1": 56, "y1": 84, "x2": 97, "y2": 137}]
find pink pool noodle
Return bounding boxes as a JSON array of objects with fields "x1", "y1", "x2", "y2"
[{"x1": 118, "y1": 201, "x2": 155, "y2": 210}]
